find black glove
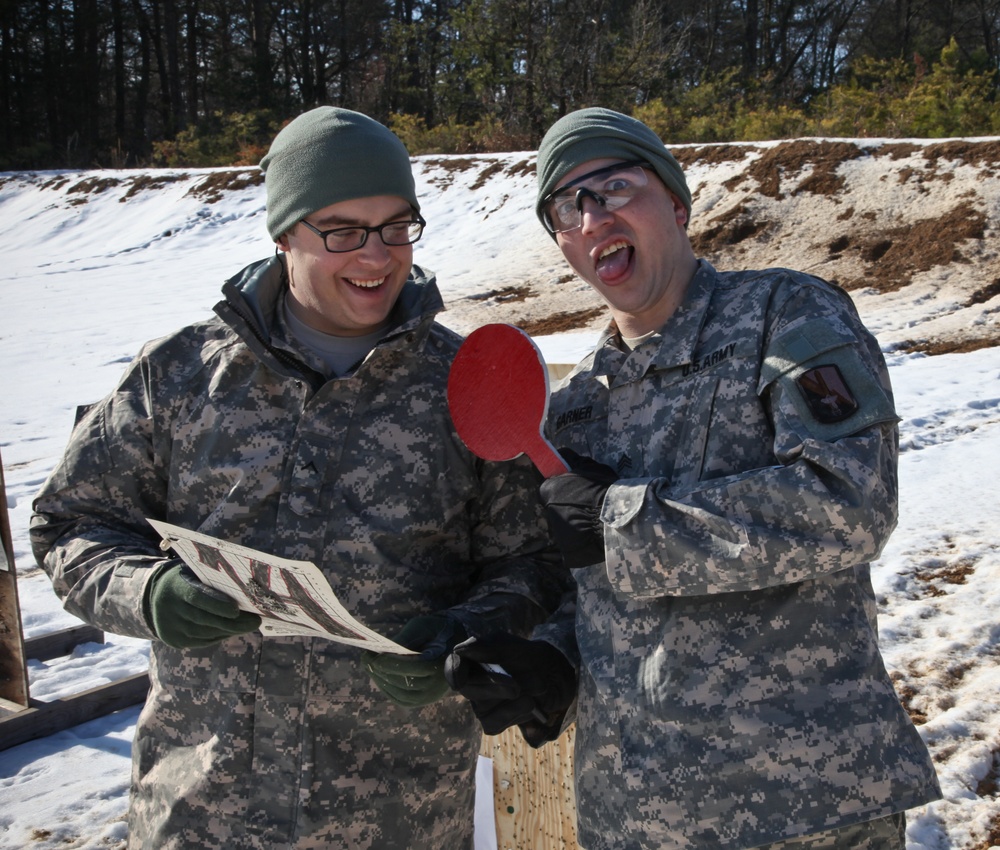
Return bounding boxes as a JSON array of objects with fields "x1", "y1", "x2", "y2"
[
  {"x1": 362, "y1": 615, "x2": 466, "y2": 708},
  {"x1": 445, "y1": 635, "x2": 576, "y2": 746},
  {"x1": 539, "y1": 447, "x2": 619, "y2": 569},
  {"x1": 146, "y1": 562, "x2": 262, "y2": 649}
]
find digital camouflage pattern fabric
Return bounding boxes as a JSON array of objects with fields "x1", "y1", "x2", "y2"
[
  {"x1": 31, "y1": 255, "x2": 565, "y2": 849},
  {"x1": 538, "y1": 261, "x2": 941, "y2": 850}
]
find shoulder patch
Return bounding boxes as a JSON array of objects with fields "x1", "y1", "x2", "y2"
[
  {"x1": 763, "y1": 319, "x2": 897, "y2": 440},
  {"x1": 796, "y1": 364, "x2": 859, "y2": 423}
]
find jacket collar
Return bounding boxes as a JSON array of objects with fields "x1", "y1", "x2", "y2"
[
  {"x1": 215, "y1": 254, "x2": 444, "y2": 380},
  {"x1": 590, "y1": 260, "x2": 718, "y2": 386}
]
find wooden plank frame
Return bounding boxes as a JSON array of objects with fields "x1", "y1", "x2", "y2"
[
  {"x1": 0, "y1": 449, "x2": 150, "y2": 752},
  {"x1": 0, "y1": 671, "x2": 150, "y2": 752}
]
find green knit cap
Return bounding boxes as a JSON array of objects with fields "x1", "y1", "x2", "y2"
[
  {"x1": 260, "y1": 106, "x2": 419, "y2": 241},
  {"x1": 535, "y1": 107, "x2": 691, "y2": 230}
]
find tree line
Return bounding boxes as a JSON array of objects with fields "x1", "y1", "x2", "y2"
[{"x1": 3, "y1": 0, "x2": 1000, "y2": 171}]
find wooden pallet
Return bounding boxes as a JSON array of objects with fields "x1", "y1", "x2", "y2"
[
  {"x1": 0, "y1": 622, "x2": 150, "y2": 752},
  {"x1": 0, "y1": 448, "x2": 149, "y2": 752}
]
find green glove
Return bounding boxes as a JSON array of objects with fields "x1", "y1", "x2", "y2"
[
  {"x1": 362, "y1": 615, "x2": 465, "y2": 708},
  {"x1": 146, "y1": 562, "x2": 262, "y2": 649}
]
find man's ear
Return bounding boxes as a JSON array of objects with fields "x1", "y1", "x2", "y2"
[
  {"x1": 275, "y1": 233, "x2": 290, "y2": 252},
  {"x1": 672, "y1": 194, "x2": 689, "y2": 229}
]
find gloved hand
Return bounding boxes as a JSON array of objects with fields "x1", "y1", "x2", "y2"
[
  {"x1": 445, "y1": 635, "x2": 576, "y2": 746},
  {"x1": 539, "y1": 447, "x2": 619, "y2": 569},
  {"x1": 362, "y1": 615, "x2": 466, "y2": 708},
  {"x1": 146, "y1": 562, "x2": 262, "y2": 649}
]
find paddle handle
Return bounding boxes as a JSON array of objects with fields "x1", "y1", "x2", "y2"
[{"x1": 527, "y1": 432, "x2": 570, "y2": 479}]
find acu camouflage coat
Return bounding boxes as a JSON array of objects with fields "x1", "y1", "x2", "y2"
[
  {"x1": 540, "y1": 261, "x2": 941, "y2": 850},
  {"x1": 31, "y1": 256, "x2": 563, "y2": 850}
]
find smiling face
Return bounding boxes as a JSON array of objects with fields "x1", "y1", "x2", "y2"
[
  {"x1": 277, "y1": 195, "x2": 415, "y2": 337},
  {"x1": 553, "y1": 158, "x2": 699, "y2": 338}
]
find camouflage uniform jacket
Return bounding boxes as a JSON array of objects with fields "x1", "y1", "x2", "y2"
[
  {"x1": 31, "y1": 255, "x2": 563, "y2": 850},
  {"x1": 541, "y1": 261, "x2": 941, "y2": 849}
]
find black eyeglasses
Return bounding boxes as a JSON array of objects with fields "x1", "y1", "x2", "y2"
[{"x1": 299, "y1": 214, "x2": 426, "y2": 253}]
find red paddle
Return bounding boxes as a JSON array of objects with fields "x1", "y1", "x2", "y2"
[
  {"x1": 447, "y1": 324, "x2": 569, "y2": 711},
  {"x1": 448, "y1": 323, "x2": 569, "y2": 478}
]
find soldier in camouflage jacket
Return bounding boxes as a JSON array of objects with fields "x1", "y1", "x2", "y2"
[
  {"x1": 447, "y1": 108, "x2": 941, "y2": 849},
  {"x1": 31, "y1": 108, "x2": 563, "y2": 849}
]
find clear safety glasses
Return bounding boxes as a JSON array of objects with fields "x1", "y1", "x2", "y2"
[{"x1": 541, "y1": 160, "x2": 652, "y2": 233}]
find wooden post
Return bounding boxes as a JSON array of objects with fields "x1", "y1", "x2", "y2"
[
  {"x1": 481, "y1": 724, "x2": 579, "y2": 850},
  {"x1": 0, "y1": 447, "x2": 30, "y2": 706}
]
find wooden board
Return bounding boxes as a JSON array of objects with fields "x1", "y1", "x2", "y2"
[
  {"x1": 23, "y1": 624, "x2": 106, "y2": 662},
  {"x1": 0, "y1": 447, "x2": 30, "y2": 706},
  {"x1": 0, "y1": 672, "x2": 150, "y2": 751},
  {"x1": 482, "y1": 724, "x2": 579, "y2": 850}
]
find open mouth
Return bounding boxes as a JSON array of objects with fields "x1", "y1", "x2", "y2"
[
  {"x1": 346, "y1": 277, "x2": 386, "y2": 289},
  {"x1": 595, "y1": 241, "x2": 633, "y2": 282}
]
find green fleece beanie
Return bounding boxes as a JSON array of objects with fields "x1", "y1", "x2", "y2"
[
  {"x1": 535, "y1": 107, "x2": 691, "y2": 231},
  {"x1": 260, "y1": 107, "x2": 419, "y2": 241}
]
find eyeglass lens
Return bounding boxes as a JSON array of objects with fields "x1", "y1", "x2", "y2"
[
  {"x1": 301, "y1": 217, "x2": 425, "y2": 253},
  {"x1": 544, "y1": 161, "x2": 649, "y2": 233}
]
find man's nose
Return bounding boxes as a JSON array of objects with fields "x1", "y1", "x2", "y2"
[
  {"x1": 576, "y1": 188, "x2": 612, "y2": 231},
  {"x1": 357, "y1": 232, "x2": 392, "y2": 262}
]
